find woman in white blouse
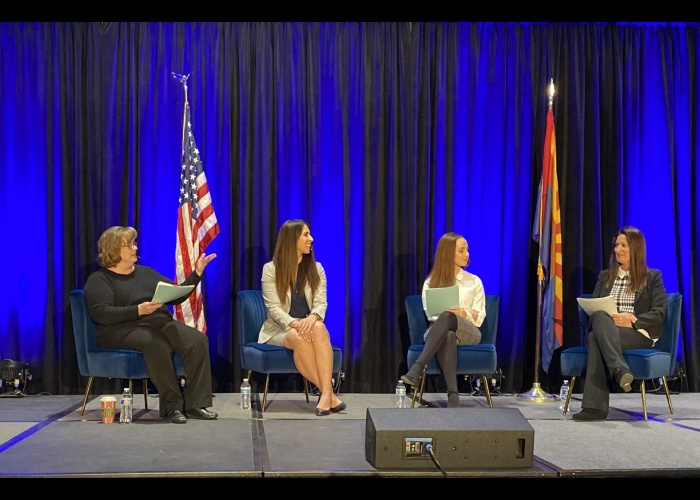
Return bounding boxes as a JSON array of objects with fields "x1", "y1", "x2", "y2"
[{"x1": 401, "y1": 232, "x2": 486, "y2": 408}]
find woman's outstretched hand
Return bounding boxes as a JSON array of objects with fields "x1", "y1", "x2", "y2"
[{"x1": 195, "y1": 252, "x2": 217, "y2": 276}]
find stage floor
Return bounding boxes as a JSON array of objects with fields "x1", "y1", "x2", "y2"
[{"x1": 1, "y1": 388, "x2": 699, "y2": 478}]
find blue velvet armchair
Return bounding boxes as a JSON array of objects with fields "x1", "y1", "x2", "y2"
[
  {"x1": 69, "y1": 289, "x2": 185, "y2": 416},
  {"x1": 560, "y1": 292, "x2": 683, "y2": 420},
  {"x1": 404, "y1": 294, "x2": 500, "y2": 408},
  {"x1": 236, "y1": 289, "x2": 343, "y2": 412}
]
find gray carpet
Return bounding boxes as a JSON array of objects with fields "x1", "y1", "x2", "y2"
[{"x1": 0, "y1": 389, "x2": 698, "y2": 477}]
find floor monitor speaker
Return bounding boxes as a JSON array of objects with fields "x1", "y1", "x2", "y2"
[{"x1": 365, "y1": 407, "x2": 534, "y2": 470}]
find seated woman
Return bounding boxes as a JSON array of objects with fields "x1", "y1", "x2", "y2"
[
  {"x1": 84, "y1": 225, "x2": 218, "y2": 424},
  {"x1": 258, "y1": 219, "x2": 346, "y2": 416},
  {"x1": 573, "y1": 226, "x2": 667, "y2": 421},
  {"x1": 401, "y1": 232, "x2": 486, "y2": 408}
]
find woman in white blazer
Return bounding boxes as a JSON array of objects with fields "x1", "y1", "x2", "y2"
[{"x1": 258, "y1": 219, "x2": 346, "y2": 416}]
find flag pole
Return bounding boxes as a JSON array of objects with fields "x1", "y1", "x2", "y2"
[
  {"x1": 172, "y1": 72, "x2": 190, "y2": 149},
  {"x1": 518, "y1": 79, "x2": 558, "y2": 403}
]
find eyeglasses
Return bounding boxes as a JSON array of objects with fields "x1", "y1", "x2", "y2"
[{"x1": 121, "y1": 241, "x2": 138, "y2": 249}]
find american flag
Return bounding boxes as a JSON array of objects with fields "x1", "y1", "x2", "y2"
[{"x1": 174, "y1": 103, "x2": 220, "y2": 333}]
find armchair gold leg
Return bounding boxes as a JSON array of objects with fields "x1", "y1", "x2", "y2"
[
  {"x1": 409, "y1": 379, "x2": 420, "y2": 408},
  {"x1": 481, "y1": 375, "x2": 493, "y2": 407},
  {"x1": 416, "y1": 372, "x2": 427, "y2": 406},
  {"x1": 408, "y1": 365, "x2": 428, "y2": 408},
  {"x1": 262, "y1": 373, "x2": 270, "y2": 412},
  {"x1": 661, "y1": 376, "x2": 674, "y2": 415},
  {"x1": 563, "y1": 376, "x2": 576, "y2": 415},
  {"x1": 80, "y1": 376, "x2": 95, "y2": 416},
  {"x1": 640, "y1": 379, "x2": 648, "y2": 421}
]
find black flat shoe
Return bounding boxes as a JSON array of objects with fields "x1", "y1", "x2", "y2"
[
  {"x1": 316, "y1": 407, "x2": 331, "y2": 416},
  {"x1": 572, "y1": 408, "x2": 608, "y2": 421},
  {"x1": 186, "y1": 408, "x2": 218, "y2": 420},
  {"x1": 330, "y1": 401, "x2": 347, "y2": 413},
  {"x1": 166, "y1": 409, "x2": 187, "y2": 424},
  {"x1": 613, "y1": 367, "x2": 633, "y2": 393}
]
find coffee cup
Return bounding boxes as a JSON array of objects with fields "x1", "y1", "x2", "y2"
[{"x1": 100, "y1": 396, "x2": 117, "y2": 424}]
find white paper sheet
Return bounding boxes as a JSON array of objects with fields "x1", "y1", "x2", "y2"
[
  {"x1": 576, "y1": 295, "x2": 618, "y2": 316},
  {"x1": 152, "y1": 281, "x2": 194, "y2": 303},
  {"x1": 425, "y1": 285, "x2": 459, "y2": 317}
]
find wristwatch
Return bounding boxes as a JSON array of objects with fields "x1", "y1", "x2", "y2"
[{"x1": 312, "y1": 312, "x2": 323, "y2": 322}]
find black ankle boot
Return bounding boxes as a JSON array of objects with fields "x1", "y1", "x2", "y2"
[{"x1": 401, "y1": 362, "x2": 425, "y2": 387}]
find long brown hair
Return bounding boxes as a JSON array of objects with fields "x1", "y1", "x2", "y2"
[
  {"x1": 605, "y1": 225, "x2": 648, "y2": 292},
  {"x1": 97, "y1": 226, "x2": 137, "y2": 268},
  {"x1": 427, "y1": 232, "x2": 466, "y2": 288},
  {"x1": 272, "y1": 219, "x2": 320, "y2": 305}
]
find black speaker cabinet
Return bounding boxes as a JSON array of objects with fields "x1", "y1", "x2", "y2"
[{"x1": 365, "y1": 407, "x2": 534, "y2": 469}]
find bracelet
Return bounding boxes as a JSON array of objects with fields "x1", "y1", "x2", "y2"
[{"x1": 312, "y1": 312, "x2": 322, "y2": 322}]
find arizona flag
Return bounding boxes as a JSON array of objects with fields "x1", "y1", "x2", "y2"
[
  {"x1": 174, "y1": 102, "x2": 220, "y2": 333},
  {"x1": 532, "y1": 99, "x2": 563, "y2": 373}
]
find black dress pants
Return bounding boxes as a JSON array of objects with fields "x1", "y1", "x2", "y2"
[
  {"x1": 97, "y1": 318, "x2": 213, "y2": 418},
  {"x1": 581, "y1": 310, "x2": 654, "y2": 413}
]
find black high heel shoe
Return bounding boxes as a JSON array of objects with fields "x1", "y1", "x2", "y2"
[
  {"x1": 401, "y1": 361, "x2": 425, "y2": 387},
  {"x1": 330, "y1": 401, "x2": 347, "y2": 413},
  {"x1": 315, "y1": 407, "x2": 331, "y2": 416}
]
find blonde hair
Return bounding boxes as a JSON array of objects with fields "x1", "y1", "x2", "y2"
[{"x1": 97, "y1": 226, "x2": 137, "y2": 268}]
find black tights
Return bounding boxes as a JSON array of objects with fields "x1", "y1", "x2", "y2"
[{"x1": 416, "y1": 311, "x2": 459, "y2": 393}]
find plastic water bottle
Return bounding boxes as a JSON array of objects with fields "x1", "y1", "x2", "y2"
[
  {"x1": 395, "y1": 380, "x2": 406, "y2": 408},
  {"x1": 119, "y1": 387, "x2": 133, "y2": 424},
  {"x1": 240, "y1": 378, "x2": 251, "y2": 410},
  {"x1": 559, "y1": 380, "x2": 570, "y2": 410}
]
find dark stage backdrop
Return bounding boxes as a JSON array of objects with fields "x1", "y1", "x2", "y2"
[{"x1": 0, "y1": 22, "x2": 698, "y2": 397}]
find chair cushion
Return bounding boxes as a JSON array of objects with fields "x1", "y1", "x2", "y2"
[{"x1": 624, "y1": 349, "x2": 672, "y2": 380}]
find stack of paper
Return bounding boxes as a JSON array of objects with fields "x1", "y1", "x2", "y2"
[
  {"x1": 576, "y1": 295, "x2": 617, "y2": 315},
  {"x1": 152, "y1": 282, "x2": 194, "y2": 302}
]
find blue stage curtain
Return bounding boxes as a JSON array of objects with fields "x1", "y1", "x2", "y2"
[{"x1": 0, "y1": 22, "x2": 697, "y2": 395}]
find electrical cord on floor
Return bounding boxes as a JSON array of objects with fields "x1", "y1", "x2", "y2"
[
  {"x1": 465, "y1": 369, "x2": 515, "y2": 396},
  {"x1": 425, "y1": 444, "x2": 448, "y2": 478},
  {"x1": 649, "y1": 375, "x2": 686, "y2": 395},
  {"x1": 648, "y1": 363, "x2": 688, "y2": 394}
]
